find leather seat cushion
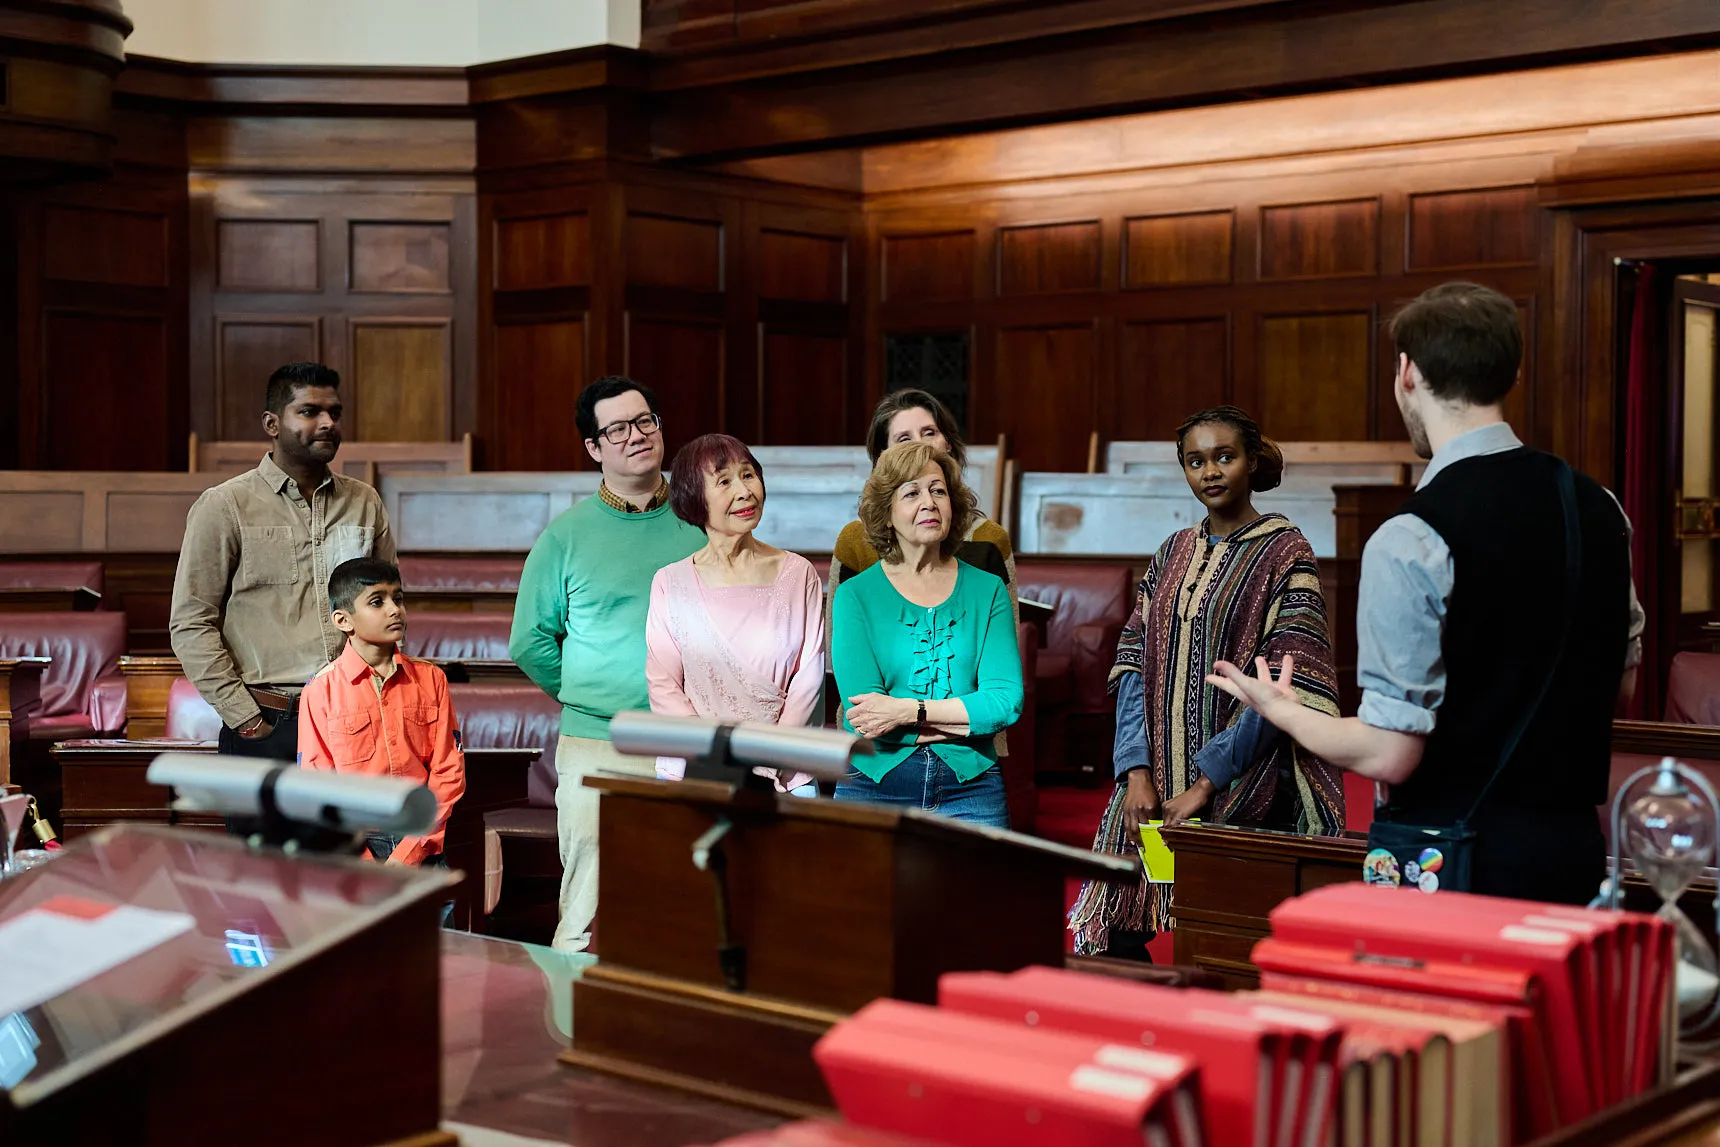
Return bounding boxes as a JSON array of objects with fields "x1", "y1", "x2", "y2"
[
  {"x1": 1014, "y1": 560, "x2": 1134, "y2": 655},
  {"x1": 1665, "y1": 652, "x2": 1720, "y2": 725},
  {"x1": 405, "y1": 612, "x2": 513, "y2": 662},
  {"x1": 165, "y1": 677, "x2": 224, "y2": 741},
  {"x1": 1, "y1": 611, "x2": 126, "y2": 719},
  {"x1": 450, "y1": 682, "x2": 561, "y2": 806}
]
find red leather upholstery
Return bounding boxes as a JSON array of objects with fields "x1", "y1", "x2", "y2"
[
  {"x1": 1665, "y1": 652, "x2": 1720, "y2": 725},
  {"x1": 450, "y1": 682, "x2": 561, "y2": 807},
  {"x1": 165, "y1": 676, "x2": 223, "y2": 741},
  {"x1": 0, "y1": 561, "x2": 104, "y2": 598},
  {"x1": 397, "y1": 556, "x2": 523, "y2": 592},
  {"x1": 404, "y1": 613, "x2": 513, "y2": 662},
  {"x1": 3, "y1": 612, "x2": 127, "y2": 738},
  {"x1": 1014, "y1": 560, "x2": 1134, "y2": 713}
]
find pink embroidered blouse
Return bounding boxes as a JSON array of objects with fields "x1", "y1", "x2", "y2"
[{"x1": 644, "y1": 551, "x2": 827, "y2": 789}]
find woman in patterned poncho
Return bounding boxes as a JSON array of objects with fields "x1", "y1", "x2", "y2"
[{"x1": 1070, "y1": 407, "x2": 1346, "y2": 958}]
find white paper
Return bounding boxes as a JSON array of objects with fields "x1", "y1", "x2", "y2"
[{"x1": 0, "y1": 898, "x2": 196, "y2": 1017}]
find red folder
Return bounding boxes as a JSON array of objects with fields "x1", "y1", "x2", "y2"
[
  {"x1": 815, "y1": 998, "x2": 1203, "y2": 1147},
  {"x1": 1269, "y1": 885, "x2": 1597, "y2": 1123},
  {"x1": 939, "y1": 966, "x2": 1338, "y2": 1147}
]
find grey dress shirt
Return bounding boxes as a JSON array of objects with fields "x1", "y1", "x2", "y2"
[{"x1": 1355, "y1": 423, "x2": 1644, "y2": 736}]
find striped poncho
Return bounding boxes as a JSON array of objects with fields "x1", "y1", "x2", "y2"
[{"x1": 1069, "y1": 513, "x2": 1345, "y2": 951}]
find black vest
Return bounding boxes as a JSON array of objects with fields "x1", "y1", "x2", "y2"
[{"x1": 1384, "y1": 447, "x2": 1631, "y2": 851}]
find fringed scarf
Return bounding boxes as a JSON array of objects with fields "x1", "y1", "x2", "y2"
[{"x1": 1069, "y1": 514, "x2": 1345, "y2": 953}]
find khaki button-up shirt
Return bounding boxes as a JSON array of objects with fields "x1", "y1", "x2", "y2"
[{"x1": 169, "y1": 453, "x2": 397, "y2": 729}]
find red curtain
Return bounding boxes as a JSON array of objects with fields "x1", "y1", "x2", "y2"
[{"x1": 1621, "y1": 263, "x2": 1662, "y2": 719}]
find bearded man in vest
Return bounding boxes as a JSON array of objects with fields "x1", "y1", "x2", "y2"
[{"x1": 1210, "y1": 281, "x2": 1643, "y2": 905}]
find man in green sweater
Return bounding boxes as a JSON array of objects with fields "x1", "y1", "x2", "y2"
[{"x1": 509, "y1": 376, "x2": 704, "y2": 951}]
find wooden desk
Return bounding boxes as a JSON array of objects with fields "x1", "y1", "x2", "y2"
[
  {"x1": 50, "y1": 740, "x2": 536, "y2": 930},
  {"x1": 0, "y1": 586, "x2": 100, "y2": 611},
  {"x1": 118, "y1": 655, "x2": 183, "y2": 739},
  {"x1": 0, "y1": 657, "x2": 47, "y2": 785},
  {"x1": 438, "y1": 659, "x2": 530, "y2": 684},
  {"x1": 1163, "y1": 820, "x2": 1719, "y2": 990}
]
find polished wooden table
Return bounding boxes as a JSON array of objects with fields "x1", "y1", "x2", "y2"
[
  {"x1": 50, "y1": 739, "x2": 536, "y2": 930},
  {"x1": 0, "y1": 656, "x2": 47, "y2": 785}
]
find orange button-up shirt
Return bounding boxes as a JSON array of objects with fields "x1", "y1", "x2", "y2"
[{"x1": 298, "y1": 643, "x2": 466, "y2": 866}]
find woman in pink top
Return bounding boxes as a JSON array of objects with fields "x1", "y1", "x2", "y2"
[{"x1": 646, "y1": 433, "x2": 825, "y2": 794}]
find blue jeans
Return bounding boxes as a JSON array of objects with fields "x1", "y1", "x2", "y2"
[
  {"x1": 834, "y1": 746, "x2": 1010, "y2": 829},
  {"x1": 367, "y1": 835, "x2": 455, "y2": 928}
]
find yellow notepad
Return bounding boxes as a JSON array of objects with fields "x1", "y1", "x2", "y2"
[{"x1": 1138, "y1": 820, "x2": 1199, "y2": 883}]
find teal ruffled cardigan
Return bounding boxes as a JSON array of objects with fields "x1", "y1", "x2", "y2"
[{"x1": 829, "y1": 559, "x2": 1023, "y2": 782}]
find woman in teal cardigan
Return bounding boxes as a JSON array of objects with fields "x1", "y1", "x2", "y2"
[{"x1": 831, "y1": 442, "x2": 1023, "y2": 827}]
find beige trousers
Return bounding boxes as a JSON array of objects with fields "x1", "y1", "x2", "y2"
[{"x1": 552, "y1": 734, "x2": 654, "y2": 952}]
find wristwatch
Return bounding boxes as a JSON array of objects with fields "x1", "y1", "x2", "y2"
[{"x1": 917, "y1": 700, "x2": 927, "y2": 728}]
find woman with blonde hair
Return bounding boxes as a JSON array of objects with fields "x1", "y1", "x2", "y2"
[
  {"x1": 830, "y1": 442, "x2": 1023, "y2": 826},
  {"x1": 1069, "y1": 406, "x2": 1345, "y2": 959}
]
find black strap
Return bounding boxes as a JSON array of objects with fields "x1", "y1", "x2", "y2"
[{"x1": 1460, "y1": 459, "x2": 1581, "y2": 824}]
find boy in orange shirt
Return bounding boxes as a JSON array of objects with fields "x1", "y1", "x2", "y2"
[{"x1": 299, "y1": 557, "x2": 466, "y2": 868}]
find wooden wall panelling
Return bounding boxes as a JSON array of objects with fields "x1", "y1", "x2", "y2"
[
  {"x1": 214, "y1": 315, "x2": 323, "y2": 440},
  {"x1": 482, "y1": 183, "x2": 605, "y2": 469},
  {"x1": 1123, "y1": 211, "x2": 1234, "y2": 288},
  {"x1": 625, "y1": 311, "x2": 726, "y2": 460},
  {"x1": 192, "y1": 182, "x2": 476, "y2": 450},
  {"x1": 987, "y1": 321, "x2": 1098, "y2": 473},
  {"x1": 13, "y1": 159, "x2": 189, "y2": 471},
  {"x1": 1259, "y1": 311, "x2": 1374, "y2": 441},
  {"x1": 349, "y1": 318, "x2": 453, "y2": 441},
  {"x1": 1259, "y1": 198, "x2": 1380, "y2": 281},
  {"x1": 1406, "y1": 185, "x2": 1538, "y2": 272},
  {"x1": 997, "y1": 220, "x2": 1101, "y2": 296},
  {"x1": 750, "y1": 197, "x2": 863, "y2": 445},
  {"x1": 1114, "y1": 316, "x2": 1230, "y2": 442},
  {"x1": 881, "y1": 230, "x2": 976, "y2": 302}
]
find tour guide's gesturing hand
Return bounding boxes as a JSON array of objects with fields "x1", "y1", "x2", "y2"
[{"x1": 1205, "y1": 655, "x2": 1303, "y2": 725}]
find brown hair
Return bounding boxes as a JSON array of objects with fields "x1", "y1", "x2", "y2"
[
  {"x1": 1175, "y1": 406, "x2": 1284, "y2": 493},
  {"x1": 1387, "y1": 282, "x2": 1522, "y2": 406},
  {"x1": 668, "y1": 433, "x2": 763, "y2": 530},
  {"x1": 857, "y1": 443, "x2": 976, "y2": 563},
  {"x1": 865, "y1": 388, "x2": 968, "y2": 469}
]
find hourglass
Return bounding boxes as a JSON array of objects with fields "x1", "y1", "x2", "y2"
[{"x1": 1604, "y1": 758, "x2": 1720, "y2": 1048}]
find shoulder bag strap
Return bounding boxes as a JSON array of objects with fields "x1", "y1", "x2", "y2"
[{"x1": 1461, "y1": 459, "x2": 1582, "y2": 824}]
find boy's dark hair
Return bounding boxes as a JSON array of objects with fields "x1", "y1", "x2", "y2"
[
  {"x1": 576, "y1": 375, "x2": 660, "y2": 443},
  {"x1": 265, "y1": 362, "x2": 340, "y2": 415},
  {"x1": 865, "y1": 388, "x2": 968, "y2": 469},
  {"x1": 1387, "y1": 282, "x2": 1523, "y2": 406},
  {"x1": 329, "y1": 557, "x2": 401, "y2": 614}
]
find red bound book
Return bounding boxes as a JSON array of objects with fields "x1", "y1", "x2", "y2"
[
  {"x1": 1269, "y1": 885, "x2": 1597, "y2": 1124},
  {"x1": 938, "y1": 966, "x2": 1338, "y2": 1147},
  {"x1": 814, "y1": 999, "x2": 1203, "y2": 1147},
  {"x1": 1253, "y1": 938, "x2": 1552, "y2": 1144}
]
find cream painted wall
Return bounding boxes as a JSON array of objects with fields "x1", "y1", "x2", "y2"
[{"x1": 122, "y1": 0, "x2": 635, "y2": 66}]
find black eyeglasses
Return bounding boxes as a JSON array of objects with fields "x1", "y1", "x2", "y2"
[{"x1": 594, "y1": 412, "x2": 661, "y2": 445}]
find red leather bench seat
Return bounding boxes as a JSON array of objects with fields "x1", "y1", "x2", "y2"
[
  {"x1": 3, "y1": 612, "x2": 127, "y2": 739},
  {"x1": 404, "y1": 613, "x2": 513, "y2": 662}
]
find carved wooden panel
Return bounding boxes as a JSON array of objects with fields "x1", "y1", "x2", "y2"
[
  {"x1": 1123, "y1": 211, "x2": 1233, "y2": 288},
  {"x1": 350, "y1": 222, "x2": 452, "y2": 293},
  {"x1": 1115, "y1": 318, "x2": 1229, "y2": 441},
  {"x1": 216, "y1": 220, "x2": 320, "y2": 292},
  {"x1": 625, "y1": 315, "x2": 724, "y2": 459},
  {"x1": 494, "y1": 319, "x2": 587, "y2": 471},
  {"x1": 494, "y1": 212, "x2": 590, "y2": 290},
  {"x1": 351, "y1": 320, "x2": 451, "y2": 441},
  {"x1": 627, "y1": 214, "x2": 723, "y2": 291},
  {"x1": 1407, "y1": 186, "x2": 1538, "y2": 271},
  {"x1": 1508, "y1": 299, "x2": 1534, "y2": 436},
  {"x1": 761, "y1": 330, "x2": 847, "y2": 445},
  {"x1": 759, "y1": 229, "x2": 846, "y2": 303},
  {"x1": 44, "y1": 206, "x2": 169, "y2": 288},
  {"x1": 215, "y1": 316, "x2": 322, "y2": 440},
  {"x1": 0, "y1": 493, "x2": 84, "y2": 551},
  {"x1": 1259, "y1": 199, "x2": 1379, "y2": 281},
  {"x1": 43, "y1": 313, "x2": 171, "y2": 471},
  {"x1": 1259, "y1": 313, "x2": 1372, "y2": 440},
  {"x1": 882, "y1": 231, "x2": 974, "y2": 302},
  {"x1": 992, "y1": 323, "x2": 1096, "y2": 473},
  {"x1": 997, "y1": 221, "x2": 1101, "y2": 295}
]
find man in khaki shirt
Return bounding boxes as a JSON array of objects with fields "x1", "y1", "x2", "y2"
[{"x1": 169, "y1": 362, "x2": 396, "y2": 761}]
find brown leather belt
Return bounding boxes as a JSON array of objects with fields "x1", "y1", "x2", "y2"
[{"x1": 247, "y1": 685, "x2": 303, "y2": 716}]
